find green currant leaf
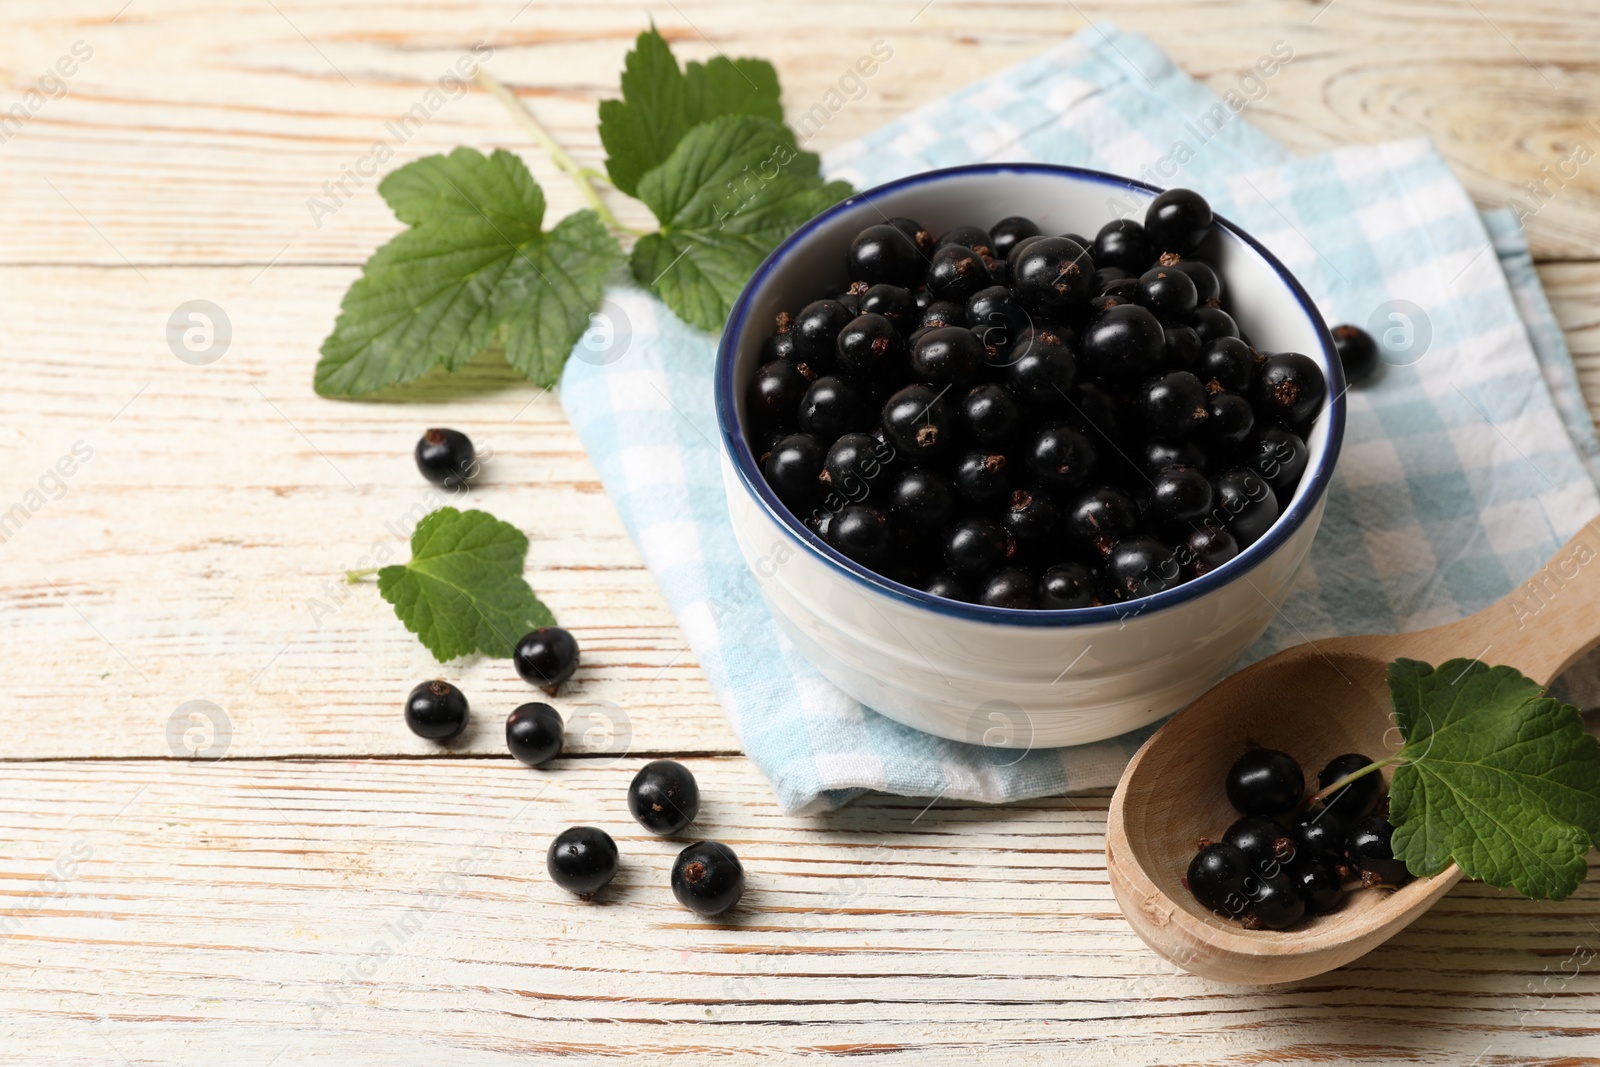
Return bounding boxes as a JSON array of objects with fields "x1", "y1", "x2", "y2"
[
  {"x1": 314, "y1": 147, "x2": 624, "y2": 397},
  {"x1": 1387, "y1": 658, "x2": 1600, "y2": 900},
  {"x1": 597, "y1": 24, "x2": 783, "y2": 198},
  {"x1": 375, "y1": 507, "x2": 555, "y2": 662},
  {"x1": 629, "y1": 115, "x2": 851, "y2": 331}
]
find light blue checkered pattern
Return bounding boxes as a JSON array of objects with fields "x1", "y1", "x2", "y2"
[{"x1": 561, "y1": 24, "x2": 1600, "y2": 812}]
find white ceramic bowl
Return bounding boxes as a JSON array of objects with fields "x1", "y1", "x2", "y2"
[{"x1": 714, "y1": 164, "x2": 1345, "y2": 748}]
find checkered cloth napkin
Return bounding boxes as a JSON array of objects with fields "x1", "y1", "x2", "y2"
[{"x1": 560, "y1": 24, "x2": 1600, "y2": 812}]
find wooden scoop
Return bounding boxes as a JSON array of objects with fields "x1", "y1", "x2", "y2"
[{"x1": 1106, "y1": 516, "x2": 1600, "y2": 985}]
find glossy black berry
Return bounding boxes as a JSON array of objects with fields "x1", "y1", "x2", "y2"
[
  {"x1": 1010, "y1": 236, "x2": 1094, "y2": 314},
  {"x1": 1149, "y1": 463, "x2": 1214, "y2": 526},
  {"x1": 835, "y1": 290, "x2": 861, "y2": 316},
  {"x1": 1254, "y1": 352, "x2": 1327, "y2": 424},
  {"x1": 1163, "y1": 324, "x2": 1202, "y2": 372},
  {"x1": 547, "y1": 826, "x2": 618, "y2": 897},
  {"x1": 1093, "y1": 218, "x2": 1153, "y2": 274},
  {"x1": 671, "y1": 840, "x2": 745, "y2": 917},
  {"x1": 1137, "y1": 265, "x2": 1199, "y2": 326},
  {"x1": 1187, "y1": 842, "x2": 1250, "y2": 914},
  {"x1": 789, "y1": 299, "x2": 852, "y2": 369},
  {"x1": 822, "y1": 432, "x2": 891, "y2": 497},
  {"x1": 762, "y1": 326, "x2": 797, "y2": 363},
  {"x1": 628, "y1": 759, "x2": 700, "y2": 835},
  {"x1": 911, "y1": 325, "x2": 985, "y2": 385},
  {"x1": 925, "y1": 244, "x2": 993, "y2": 302},
  {"x1": 506, "y1": 702, "x2": 562, "y2": 767},
  {"x1": 1192, "y1": 305, "x2": 1239, "y2": 346},
  {"x1": 1066, "y1": 485, "x2": 1137, "y2": 554},
  {"x1": 404, "y1": 680, "x2": 468, "y2": 741},
  {"x1": 763, "y1": 433, "x2": 825, "y2": 510},
  {"x1": 923, "y1": 572, "x2": 972, "y2": 601},
  {"x1": 415, "y1": 428, "x2": 476, "y2": 488},
  {"x1": 848, "y1": 224, "x2": 922, "y2": 287},
  {"x1": 953, "y1": 449, "x2": 1012, "y2": 509},
  {"x1": 965, "y1": 285, "x2": 1029, "y2": 361},
  {"x1": 513, "y1": 626, "x2": 581, "y2": 694},
  {"x1": 1332, "y1": 323, "x2": 1379, "y2": 385},
  {"x1": 795, "y1": 377, "x2": 861, "y2": 444},
  {"x1": 1196, "y1": 337, "x2": 1254, "y2": 395},
  {"x1": 1200, "y1": 392, "x2": 1256, "y2": 451},
  {"x1": 1288, "y1": 856, "x2": 1345, "y2": 914},
  {"x1": 988, "y1": 215, "x2": 1041, "y2": 260},
  {"x1": 747, "y1": 359, "x2": 812, "y2": 429},
  {"x1": 1180, "y1": 522, "x2": 1238, "y2": 578},
  {"x1": 938, "y1": 225, "x2": 993, "y2": 254},
  {"x1": 858, "y1": 283, "x2": 916, "y2": 331},
  {"x1": 1029, "y1": 424, "x2": 1096, "y2": 491},
  {"x1": 1317, "y1": 753, "x2": 1384, "y2": 819},
  {"x1": 1248, "y1": 871, "x2": 1306, "y2": 930},
  {"x1": 918, "y1": 299, "x2": 967, "y2": 331},
  {"x1": 1038, "y1": 561, "x2": 1096, "y2": 609},
  {"x1": 1172, "y1": 257, "x2": 1222, "y2": 304},
  {"x1": 882, "y1": 384, "x2": 954, "y2": 462},
  {"x1": 827, "y1": 504, "x2": 892, "y2": 566},
  {"x1": 887, "y1": 216, "x2": 936, "y2": 257},
  {"x1": 1346, "y1": 815, "x2": 1412, "y2": 886},
  {"x1": 836, "y1": 312, "x2": 903, "y2": 379},
  {"x1": 1252, "y1": 428, "x2": 1309, "y2": 497},
  {"x1": 1107, "y1": 535, "x2": 1179, "y2": 599},
  {"x1": 889, "y1": 468, "x2": 956, "y2": 528},
  {"x1": 1140, "y1": 437, "x2": 1206, "y2": 477},
  {"x1": 1080, "y1": 304, "x2": 1164, "y2": 383},
  {"x1": 1144, "y1": 188, "x2": 1214, "y2": 255},
  {"x1": 1214, "y1": 467, "x2": 1280, "y2": 547},
  {"x1": 945, "y1": 518, "x2": 1010, "y2": 578},
  {"x1": 1289, "y1": 807, "x2": 1350, "y2": 865},
  {"x1": 1223, "y1": 815, "x2": 1295, "y2": 872},
  {"x1": 1225, "y1": 748, "x2": 1305, "y2": 816},
  {"x1": 959, "y1": 383, "x2": 1023, "y2": 445},
  {"x1": 974, "y1": 567, "x2": 1033, "y2": 609},
  {"x1": 1139, "y1": 371, "x2": 1210, "y2": 438},
  {"x1": 1003, "y1": 488, "x2": 1061, "y2": 546},
  {"x1": 1008, "y1": 337, "x2": 1077, "y2": 405}
]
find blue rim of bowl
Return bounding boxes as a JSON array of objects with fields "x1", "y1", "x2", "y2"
[{"x1": 714, "y1": 162, "x2": 1346, "y2": 627}]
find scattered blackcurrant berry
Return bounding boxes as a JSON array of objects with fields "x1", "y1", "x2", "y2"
[
  {"x1": 513, "y1": 626, "x2": 581, "y2": 694},
  {"x1": 547, "y1": 826, "x2": 619, "y2": 898},
  {"x1": 671, "y1": 840, "x2": 745, "y2": 917},
  {"x1": 1332, "y1": 323, "x2": 1379, "y2": 385},
  {"x1": 628, "y1": 759, "x2": 700, "y2": 836},
  {"x1": 1225, "y1": 748, "x2": 1305, "y2": 816},
  {"x1": 415, "y1": 428, "x2": 476, "y2": 488},
  {"x1": 505, "y1": 702, "x2": 562, "y2": 767},
  {"x1": 404, "y1": 680, "x2": 468, "y2": 741}
]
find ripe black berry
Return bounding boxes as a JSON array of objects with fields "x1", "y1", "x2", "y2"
[
  {"x1": 889, "y1": 468, "x2": 956, "y2": 528},
  {"x1": 1010, "y1": 236, "x2": 1094, "y2": 314},
  {"x1": 923, "y1": 572, "x2": 972, "y2": 601},
  {"x1": 887, "y1": 216, "x2": 935, "y2": 257},
  {"x1": 1222, "y1": 815, "x2": 1294, "y2": 871},
  {"x1": 1107, "y1": 535, "x2": 1178, "y2": 599},
  {"x1": 415, "y1": 428, "x2": 476, "y2": 488},
  {"x1": 1172, "y1": 257, "x2": 1222, "y2": 304},
  {"x1": 1038, "y1": 561, "x2": 1095, "y2": 609},
  {"x1": 911, "y1": 325, "x2": 985, "y2": 385},
  {"x1": 1200, "y1": 392, "x2": 1255, "y2": 451},
  {"x1": 988, "y1": 215, "x2": 1041, "y2": 260},
  {"x1": 628, "y1": 759, "x2": 700, "y2": 835},
  {"x1": 1144, "y1": 188, "x2": 1213, "y2": 255},
  {"x1": 1187, "y1": 842, "x2": 1250, "y2": 913},
  {"x1": 1180, "y1": 522, "x2": 1238, "y2": 577},
  {"x1": 1140, "y1": 437, "x2": 1205, "y2": 477},
  {"x1": 1029, "y1": 424, "x2": 1096, "y2": 491},
  {"x1": 1139, "y1": 371, "x2": 1210, "y2": 438},
  {"x1": 1065, "y1": 485, "x2": 1137, "y2": 554},
  {"x1": 1163, "y1": 324, "x2": 1202, "y2": 372},
  {"x1": 1225, "y1": 748, "x2": 1304, "y2": 816},
  {"x1": 953, "y1": 449, "x2": 1011, "y2": 508},
  {"x1": 959, "y1": 383, "x2": 1023, "y2": 445},
  {"x1": 506, "y1": 702, "x2": 562, "y2": 767},
  {"x1": 1317, "y1": 753, "x2": 1383, "y2": 819},
  {"x1": 978, "y1": 567, "x2": 1036, "y2": 609},
  {"x1": 747, "y1": 359, "x2": 812, "y2": 430},
  {"x1": 1137, "y1": 265, "x2": 1199, "y2": 326},
  {"x1": 1288, "y1": 856, "x2": 1345, "y2": 914},
  {"x1": 1080, "y1": 304, "x2": 1164, "y2": 383},
  {"x1": 1252, "y1": 428, "x2": 1309, "y2": 497},
  {"x1": 945, "y1": 517, "x2": 1010, "y2": 578},
  {"x1": 918, "y1": 299, "x2": 967, "y2": 331},
  {"x1": 881, "y1": 384, "x2": 954, "y2": 462},
  {"x1": 1289, "y1": 807, "x2": 1349, "y2": 864},
  {"x1": 1003, "y1": 488, "x2": 1061, "y2": 546},
  {"x1": 1197, "y1": 337, "x2": 1254, "y2": 394},
  {"x1": 938, "y1": 225, "x2": 993, "y2": 254},
  {"x1": 672, "y1": 840, "x2": 745, "y2": 917},
  {"x1": 1332, "y1": 323, "x2": 1379, "y2": 385},
  {"x1": 1254, "y1": 352, "x2": 1327, "y2": 424},
  {"x1": 513, "y1": 626, "x2": 581, "y2": 694},
  {"x1": 404, "y1": 680, "x2": 468, "y2": 741},
  {"x1": 1214, "y1": 467, "x2": 1280, "y2": 547},
  {"x1": 790, "y1": 299, "x2": 852, "y2": 369},
  {"x1": 859, "y1": 283, "x2": 915, "y2": 329},
  {"x1": 836, "y1": 312, "x2": 903, "y2": 379},
  {"x1": 1346, "y1": 816, "x2": 1411, "y2": 886},
  {"x1": 1007, "y1": 337, "x2": 1077, "y2": 405},
  {"x1": 1248, "y1": 871, "x2": 1306, "y2": 930},
  {"x1": 925, "y1": 244, "x2": 993, "y2": 302},
  {"x1": 848, "y1": 224, "x2": 922, "y2": 287},
  {"x1": 763, "y1": 433, "x2": 825, "y2": 510},
  {"x1": 547, "y1": 826, "x2": 619, "y2": 897},
  {"x1": 1149, "y1": 463, "x2": 1214, "y2": 526},
  {"x1": 763, "y1": 327, "x2": 797, "y2": 363},
  {"x1": 822, "y1": 432, "x2": 891, "y2": 496},
  {"x1": 1192, "y1": 305, "x2": 1239, "y2": 346},
  {"x1": 1093, "y1": 218, "x2": 1153, "y2": 273},
  {"x1": 828, "y1": 504, "x2": 892, "y2": 566},
  {"x1": 966, "y1": 285, "x2": 1029, "y2": 360},
  {"x1": 797, "y1": 376, "x2": 864, "y2": 443}
]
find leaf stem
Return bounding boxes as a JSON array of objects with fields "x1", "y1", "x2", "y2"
[
  {"x1": 1307, "y1": 755, "x2": 1405, "y2": 808},
  {"x1": 474, "y1": 68, "x2": 644, "y2": 237},
  {"x1": 346, "y1": 567, "x2": 380, "y2": 583}
]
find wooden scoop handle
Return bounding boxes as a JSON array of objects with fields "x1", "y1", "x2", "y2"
[{"x1": 1421, "y1": 515, "x2": 1600, "y2": 684}]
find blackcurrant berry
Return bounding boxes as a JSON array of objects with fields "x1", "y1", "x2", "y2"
[
  {"x1": 1225, "y1": 748, "x2": 1304, "y2": 816},
  {"x1": 415, "y1": 428, "x2": 476, "y2": 488},
  {"x1": 1248, "y1": 871, "x2": 1306, "y2": 930},
  {"x1": 911, "y1": 325, "x2": 985, "y2": 385},
  {"x1": 671, "y1": 840, "x2": 745, "y2": 917},
  {"x1": 848, "y1": 224, "x2": 921, "y2": 287},
  {"x1": 835, "y1": 290, "x2": 861, "y2": 317},
  {"x1": 979, "y1": 567, "x2": 1037, "y2": 609},
  {"x1": 1093, "y1": 218, "x2": 1153, "y2": 274},
  {"x1": 945, "y1": 518, "x2": 1010, "y2": 578},
  {"x1": 836, "y1": 312, "x2": 903, "y2": 379},
  {"x1": 1065, "y1": 485, "x2": 1137, "y2": 554},
  {"x1": 1180, "y1": 522, "x2": 1238, "y2": 577},
  {"x1": 1223, "y1": 815, "x2": 1294, "y2": 872},
  {"x1": 1252, "y1": 427, "x2": 1309, "y2": 497},
  {"x1": 1080, "y1": 303, "x2": 1164, "y2": 384},
  {"x1": 789, "y1": 299, "x2": 852, "y2": 369},
  {"x1": 513, "y1": 626, "x2": 581, "y2": 694},
  {"x1": 1187, "y1": 842, "x2": 1250, "y2": 914},
  {"x1": 1010, "y1": 236, "x2": 1094, "y2": 314},
  {"x1": 1007, "y1": 337, "x2": 1077, "y2": 405},
  {"x1": 1317, "y1": 753, "x2": 1384, "y2": 819},
  {"x1": 889, "y1": 468, "x2": 956, "y2": 528},
  {"x1": 1332, "y1": 323, "x2": 1379, "y2": 385},
  {"x1": 763, "y1": 433, "x2": 825, "y2": 510},
  {"x1": 923, "y1": 572, "x2": 972, "y2": 601},
  {"x1": 1199, "y1": 391, "x2": 1256, "y2": 452},
  {"x1": 951, "y1": 449, "x2": 1011, "y2": 509},
  {"x1": 506, "y1": 701, "x2": 562, "y2": 767},
  {"x1": 1198, "y1": 337, "x2": 1255, "y2": 394},
  {"x1": 1192, "y1": 305, "x2": 1239, "y2": 346},
  {"x1": 1003, "y1": 488, "x2": 1061, "y2": 546},
  {"x1": 965, "y1": 285, "x2": 1030, "y2": 361},
  {"x1": 887, "y1": 216, "x2": 936, "y2": 257},
  {"x1": 1139, "y1": 371, "x2": 1210, "y2": 438},
  {"x1": 1038, "y1": 561, "x2": 1096, "y2": 609},
  {"x1": 988, "y1": 215, "x2": 1041, "y2": 260},
  {"x1": 1106, "y1": 535, "x2": 1179, "y2": 599},
  {"x1": 797, "y1": 377, "x2": 863, "y2": 443},
  {"x1": 1144, "y1": 188, "x2": 1214, "y2": 255},
  {"x1": 747, "y1": 359, "x2": 812, "y2": 430},
  {"x1": 1137, "y1": 265, "x2": 1199, "y2": 326},
  {"x1": 1288, "y1": 807, "x2": 1349, "y2": 864},
  {"x1": 1163, "y1": 324, "x2": 1202, "y2": 372},
  {"x1": 1149, "y1": 463, "x2": 1214, "y2": 526},
  {"x1": 1254, "y1": 352, "x2": 1327, "y2": 424},
  {"x1": 881, "y1": 384, "x2": 954, "y2": 462},
  {"x1": 404, "y1": 679, "x2": 468, "y2": 741},
  {"x1": 821, "y1": 432, "x2": 891, "y2": 497},
  {"x1": 1140, "y1": 437, "x2": 1205, "y2": 477},
  {"x1": 925, "y1": 244, "x2": 993, "y2": 302},
  {"x1": 1029, "y1": 424, "x2": 1096, "y2": 491},
  {"x1": 628, "y1": 759, "x2": 700, "y2": 835},
  {"x1": 1214, "y1": 467, "x2": 1280, "y2": 547},
  {"x1": 1093, "y1": 266, "x2": 1132, "y2": 294},
  {"x1": 1171, "y1": 257, "x2": 1222, "y2": 304},
  {"x1": 547, "y1": 826, "x2": 618, "y2": 897},
  {"x1": 918, "y1": 299, "x2": 967, "y2": 331},
  {"x1": 1346, "y1": 815, "x2": 1411, "y2": 885},
  {"x1": 959, "y1": 383, "x2": 1023, "y2": 445},
  {"x1": 937, "y1": 224, "x2": 992, "y2": 253},
  {"x1": 1288, "y1": 856, "x2": 1345, "y2": 914},
  {"x1": 859, "y1": 283, "x2": 916, "y2": 330},
  {"x1": 828, "y1": 503, "x2": 892, "y2": 566},
  {"x1": 763, "y1": 326, "x2": 797, "y2": 363}
]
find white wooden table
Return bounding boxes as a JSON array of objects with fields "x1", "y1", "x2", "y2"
[{"x1": 3, "y1": 1, "x2": 1599, "y2": 1062}]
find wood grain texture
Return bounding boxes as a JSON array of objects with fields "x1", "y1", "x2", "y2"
[{"x1": 2, "y1": 758, "x2": 1597, "y2": 1065}]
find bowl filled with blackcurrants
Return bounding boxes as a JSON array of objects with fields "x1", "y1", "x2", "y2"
[{"x1": 714, "y1": 164, "x2": 1345, "y2": 747}]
